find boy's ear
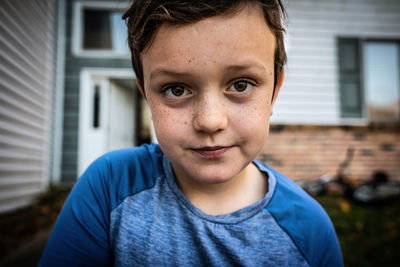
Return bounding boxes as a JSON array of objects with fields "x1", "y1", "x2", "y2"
[
  {"x1": 272, "y1": 69, "x2": 284, "y2": 106},
  {"x1": 136, "y1": 78, "x2": 146, "y2": 99},
  {"x1": 270, "y1": 69, "x2": 284, "y2": 116}
]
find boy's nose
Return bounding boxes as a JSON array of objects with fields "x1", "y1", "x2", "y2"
[{"x1": 192, "y1": 95, "x2": 228, "y2": 134}]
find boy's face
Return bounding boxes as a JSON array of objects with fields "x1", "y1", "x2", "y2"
[{"x1": 140, "y1": 4, "x2": 282, "y2": 186}]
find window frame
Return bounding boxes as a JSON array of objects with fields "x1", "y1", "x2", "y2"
[
  {"x1": 71, "y1": 1, "x2": 130, "y2": 58},
  {"x1": 338, "y1": 37, "x2": 400, "y2": 123}
]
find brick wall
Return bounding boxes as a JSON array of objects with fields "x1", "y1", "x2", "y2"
[{"x1": 259, "y1": 125, "x2": 400, "y2": 182}]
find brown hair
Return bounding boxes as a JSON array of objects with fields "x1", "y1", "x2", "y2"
[{"x1": 123, "y1": 0, "x2": 286, "y2": 90}]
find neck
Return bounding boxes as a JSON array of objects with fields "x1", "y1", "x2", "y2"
[{"x1": 175, "y1": 163, "x2": 268, "y2": 216}]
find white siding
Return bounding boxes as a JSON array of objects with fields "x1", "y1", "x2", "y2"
[
  {"x1": 272, "y1": 0, "x2": 400, "y2": 124},
  {"x1": 0, "y1": 0, "x2": 56, "y2": 213}
]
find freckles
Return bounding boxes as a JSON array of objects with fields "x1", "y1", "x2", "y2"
[
  {"x1": 151, "y1": 107, "x2": 169, "y2": 123},
  {"x1": 238, "y1": 104, "x2": 268, "y2": 124},
  {"x1": 158, "y1": 109, "x2": 170, "y2": 119}
]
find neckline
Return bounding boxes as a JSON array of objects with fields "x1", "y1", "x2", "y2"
[{"x1": 162, "y1": 155, "x2": 277, "y2": 224}]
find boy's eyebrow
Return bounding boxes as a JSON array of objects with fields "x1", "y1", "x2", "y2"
[
  {"x1": 150, "y1": 63, "x2": 267, "y2": 80},
  {"x1": 150, "y1": 69, "x2": 191, "y2": 80},
  {"x1": 224, "y1": 63, "x2": 267, "y2": 73}
]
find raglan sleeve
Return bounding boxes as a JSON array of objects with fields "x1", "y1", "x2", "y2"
[
  {"x1": 38, "y1": 157, "x2": 113, "y2": 267},
  {"x1": 319, "y1": 222, "x2": 343, "y2": 267},
  {"x1": 266, "y1": 168, "x2": 344, "y2": 267},
  {"x1": 296, "y1": 195, "x2": 344, "y2": 267}
]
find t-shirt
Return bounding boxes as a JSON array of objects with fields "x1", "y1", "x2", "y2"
[{"x1": 39, "y1": 144, "x2": 343, "y2": 267}]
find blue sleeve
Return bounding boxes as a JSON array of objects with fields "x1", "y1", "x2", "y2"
[
  {"x1": 38, "y1": 144, "x2": 162, "y2": 266},
  {"x1": 267, "y1": 168, "x2": 344, "y2": 267},
  {"x1": 38, "y1": 156, "x2": 113, "y2": 267}
]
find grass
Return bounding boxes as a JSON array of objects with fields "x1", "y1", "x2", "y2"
[
  {"x1": 0, "y1": 185, "x2": 71, "y2": 260},
  {"x1": 315, "y1": 194, "x2": 400, "y2": 266}
]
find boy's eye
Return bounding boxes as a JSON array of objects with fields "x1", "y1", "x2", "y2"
[
  {"x1": 163, "y1": 85, "x2": 191, "y2": 98},
  {"x1": 228, "y1": 80, "x2": 254, "y2": 93}
]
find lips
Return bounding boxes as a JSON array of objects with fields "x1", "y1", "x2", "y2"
[{"x1": 191, "y1": 146, "x2": 231, "y2": 159}]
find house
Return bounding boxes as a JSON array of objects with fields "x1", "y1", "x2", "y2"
[
  {"x1": 0, "y1": 0, "x2": 59, "y2": 213},
  {"x1": 262, "y1": 0, "x2": 400, "y2": 181},
  {"x1": 0, "y1": 0, "x2": 152, "y2": 213},
  {"x1": 1, "y1": 0, "x2": 399, "y2": 213},
  {"x1": 60, "y1": 0, "x2": 153, "y2": 183},
  {"x1": 60, "y1": 0, "x2": 399, "y2": 183}
]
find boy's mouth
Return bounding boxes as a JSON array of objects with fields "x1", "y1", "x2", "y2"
[{"x1": 191, "y1": 146, "x2": 231, "y2": 159}]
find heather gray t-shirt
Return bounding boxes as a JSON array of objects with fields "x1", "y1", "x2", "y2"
[{"x1": 39, "y1": 144, "x2": 343, "y2": 267}]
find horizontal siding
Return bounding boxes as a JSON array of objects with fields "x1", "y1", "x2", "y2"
[
  {"x1": 0, "y1": 190, "x2": 42, "y2": 214},
  {"x1": 272, "y1": 0, "x2": 400, "y2": 124},
  {"x1": 0, "y1": 0, "x2": 55, "y2": 213},
  {"x1": 0, "y1": 6, "x2": 49, "y2": 73}
]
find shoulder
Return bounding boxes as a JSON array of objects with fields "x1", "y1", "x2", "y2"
[
  {"x1": 258, "y1": 162, "x2": 343, "y2": 267},
  {"x1": 39, "y1": 144, "x2": 165, "y2": 266},
  {"x1": 78, "y1": 143, "x2": 164, "y2": 211},
  {"x1": 97, "y1": 143, "x2": 164, "y2": 181}
]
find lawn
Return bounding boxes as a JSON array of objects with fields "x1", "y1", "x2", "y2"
[
  {"x1": 0, "y1": 186, "x2": 71, "y2": 260},
  {"x1": 1, "y1": 186, "x2": 399, "y2": 266},
  {"x1": 315, "y1": 194, "x2": 400, "y2": 266}
]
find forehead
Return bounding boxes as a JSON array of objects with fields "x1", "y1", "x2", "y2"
[{"x1": 141, "y1": 4, "x2": 275, "y2": 80}]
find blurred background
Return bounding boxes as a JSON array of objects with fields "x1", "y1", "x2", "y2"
[{"x1": 0, "y1": 0, "x2": 399, "y2": 266}]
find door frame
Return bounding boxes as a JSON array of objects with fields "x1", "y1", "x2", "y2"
[{"x1": 78, "y1": 67, "x2": 135, "y2": 176}]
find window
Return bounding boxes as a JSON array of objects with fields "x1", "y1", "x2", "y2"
[
  {"x1": 364, "y1": 42, "x2": 400, "y2": 121},
  {"x1": 72, "y1": 2, "x2": 129, "y2": 57},
  {"x1": 338, "y1": 38, "x2": 400, "y2": 122}
]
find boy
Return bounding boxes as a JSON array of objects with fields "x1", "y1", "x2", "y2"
[{"x1": 40, "y1": 0, "x2": 343, "y2": 266}]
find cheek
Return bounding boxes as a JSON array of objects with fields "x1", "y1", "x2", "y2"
[
  {"x1": 234, "y1": 98, "x2": 271, "y2": 127},
  {"x1": 232, "y1": 99, "x2": 271, "y2": 148},
  {"x1": 149, "y1": 104, "x2": 189, "y2": 139}
]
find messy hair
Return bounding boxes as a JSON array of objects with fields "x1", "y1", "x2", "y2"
[{"x1": 123, "y1": 0, "x2": 286, "y2": 90}]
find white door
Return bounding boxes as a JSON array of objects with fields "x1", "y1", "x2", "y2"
[
  {"x1": 78, "y1": 71, "x2": 136, "y2": 176},
  {"x1": 108, "y1": 79, "x2": 135, "y2": 150}
]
